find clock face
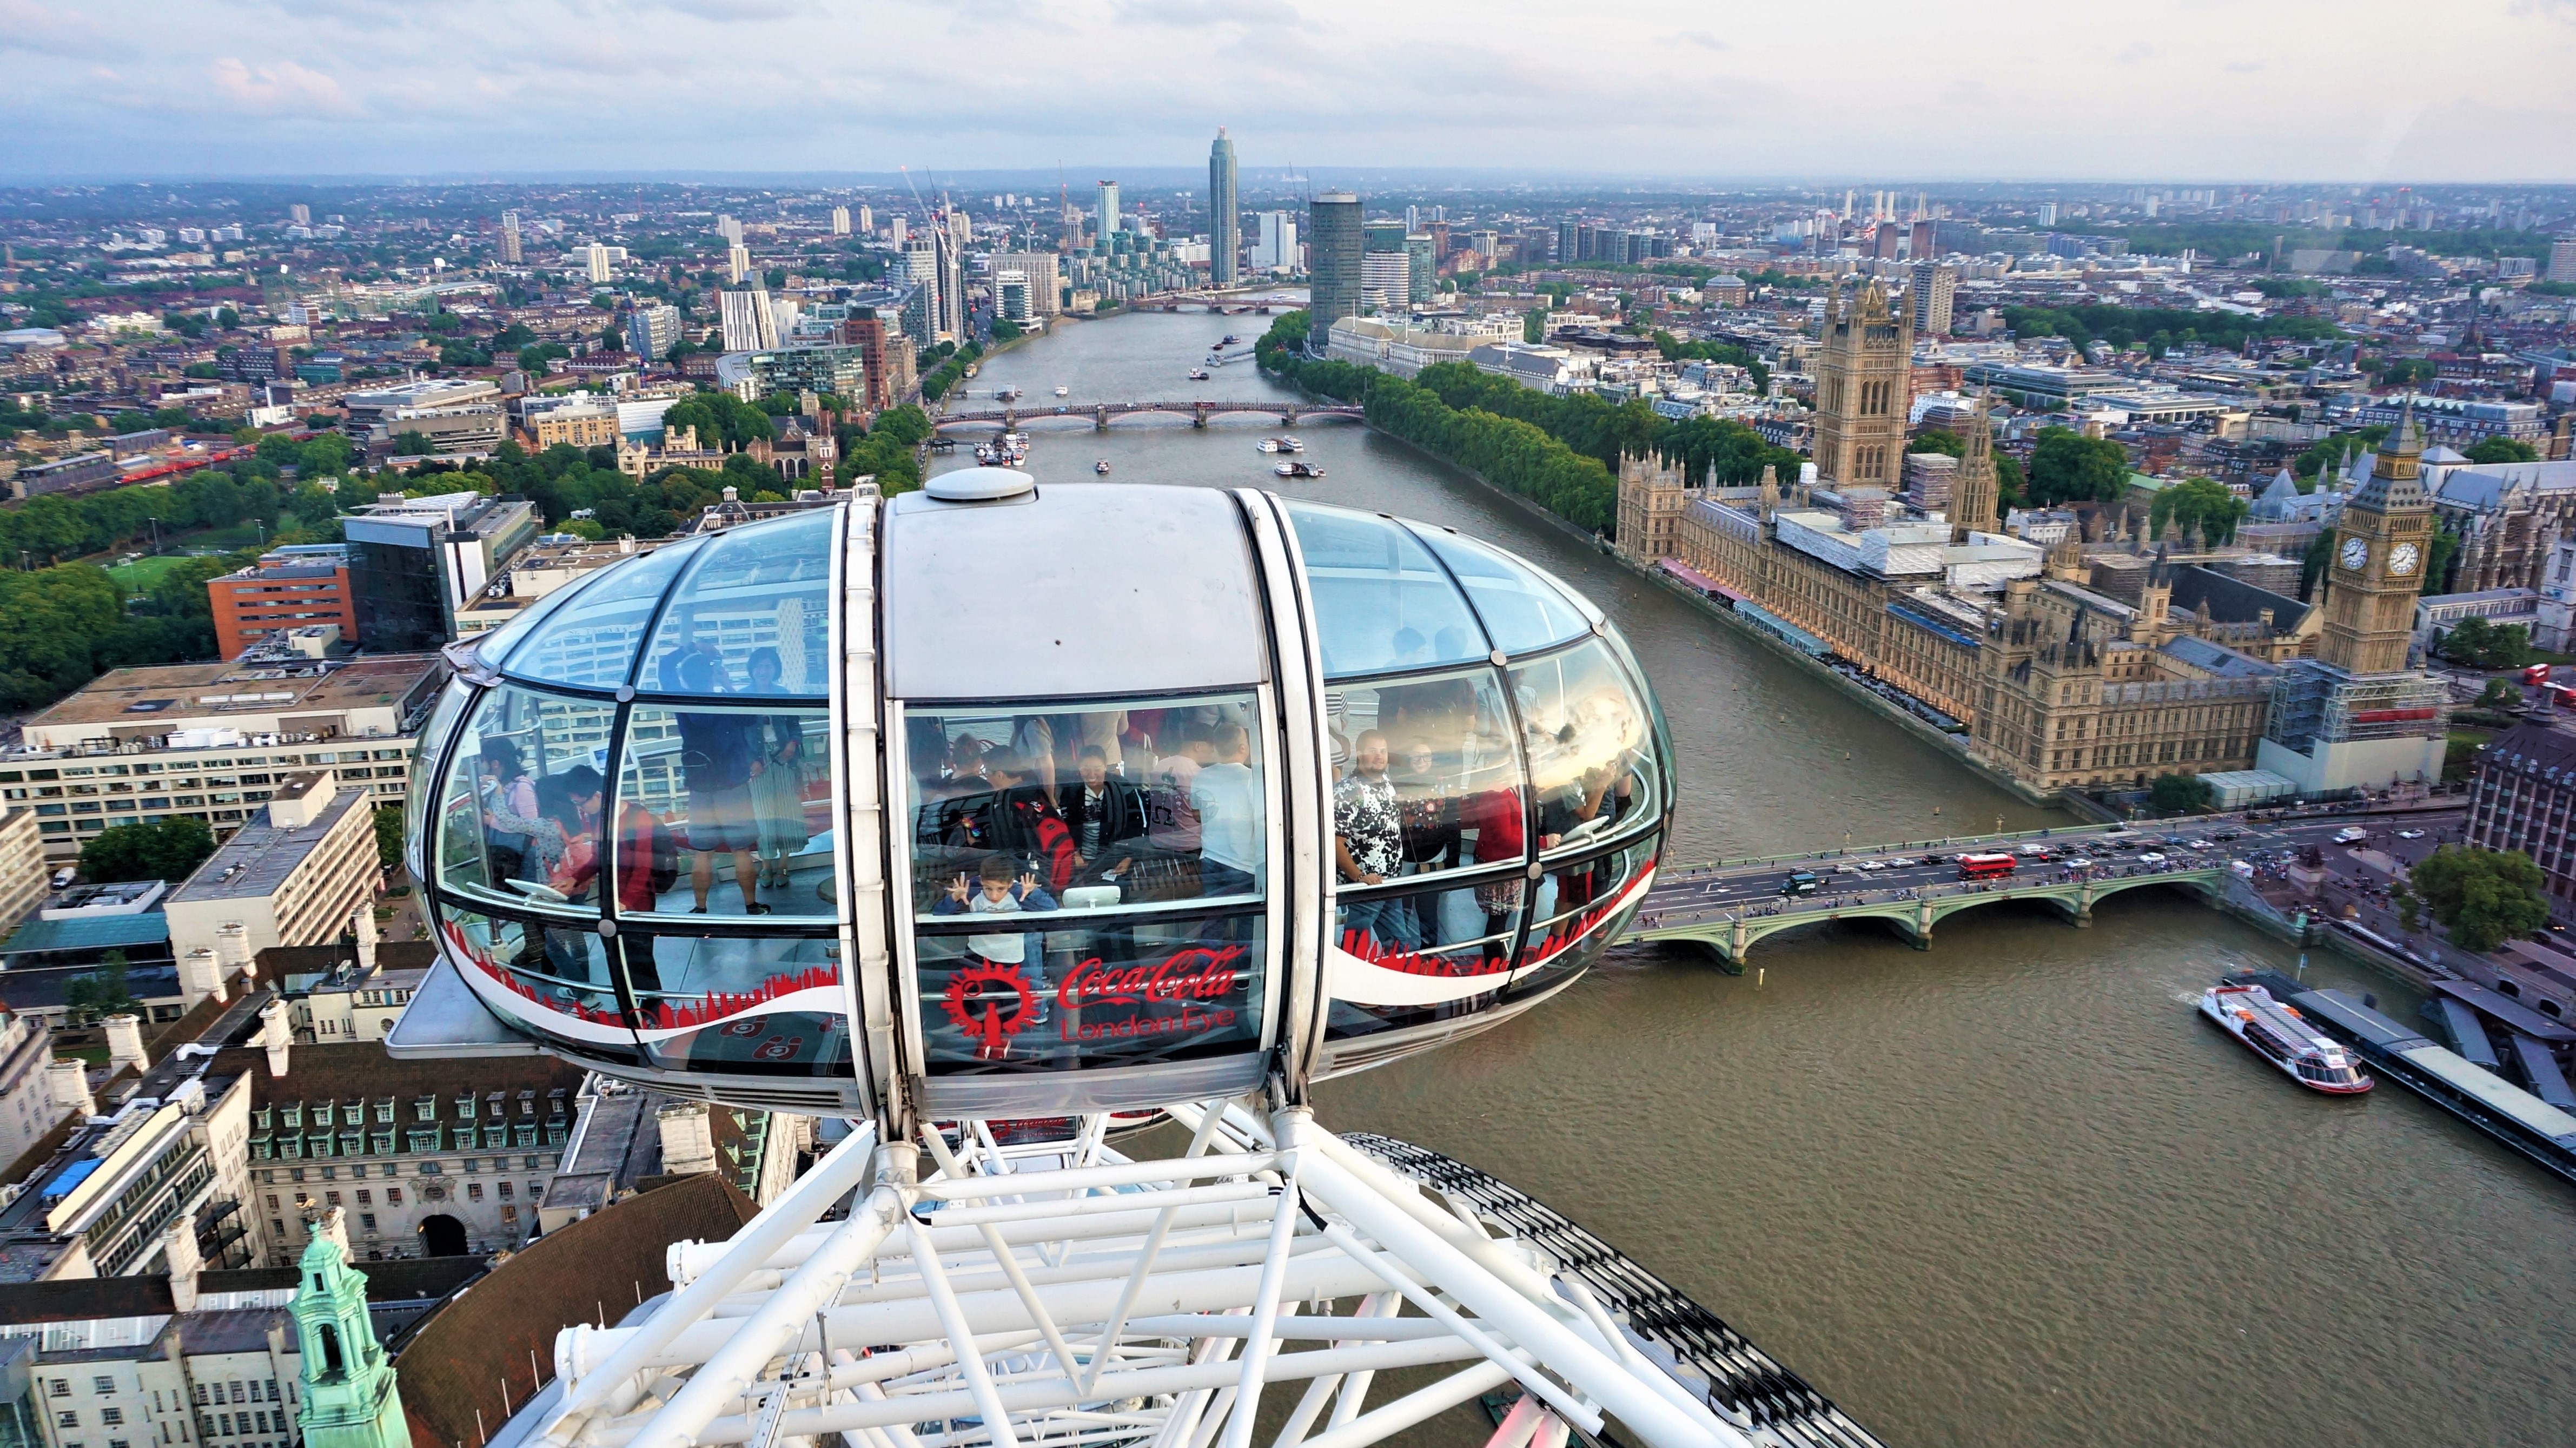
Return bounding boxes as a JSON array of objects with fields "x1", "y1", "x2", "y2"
[
  {"x1": 2388, "y1": 541, "x2": 2421, "y2": 577},
  {"x1": 2340, "y1": 537, "x2": 2369, "y2": 571}
]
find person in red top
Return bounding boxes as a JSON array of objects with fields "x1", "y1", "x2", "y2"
[
  {"x1": 1464, "y1": 785, "x2": 1527, "y2": 962},
  {"x1": 617, "y1": 801, "x2": 664, "y2": 914}
]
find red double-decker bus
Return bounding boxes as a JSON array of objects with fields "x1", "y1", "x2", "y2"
[{"x1": 1956, "y1": 852, "x2": 2018, "y2": 881}]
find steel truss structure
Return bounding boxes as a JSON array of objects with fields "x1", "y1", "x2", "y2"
[{"x1": 519, "y1": 1103, "x2": 1881, "y2": 1448}]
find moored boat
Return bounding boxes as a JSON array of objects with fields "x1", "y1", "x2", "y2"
[
  {"x1": 2200, "y1": 981, "x2": 2373, "y2": 1094},
  {"x1": 1274, "y1": 461, "x2": 1325, "y2": 479},
  {"x1": 1188, "y1": 367, "x2": 1211, "y2": 381},
  {"x1": 1094, "y1": 460, "x2": 1111, "y2": 474}
]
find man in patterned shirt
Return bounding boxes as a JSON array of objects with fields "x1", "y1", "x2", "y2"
[{"x1": 1334, "y1": 730, "x2": 1419, "y2": 953}]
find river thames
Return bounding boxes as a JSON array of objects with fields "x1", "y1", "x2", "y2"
[{"x1": 932, "y1": 308, "x2": 2576, "y2": 1447}]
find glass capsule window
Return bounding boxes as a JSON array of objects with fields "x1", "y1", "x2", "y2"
[
  {"x1": 422, "y1": 511, "x2": 853, "y2": 1082},
  {"x1": 435, "y1": 685, "x2": 614, "y2": 915},
  {"x1": 618, "y1": 704, "x2": 832, "y2": 918},
  {"x1": 1286, "y1": 501, "x2": 1668, "y2": 1049},
  {"x1": 902, "y1": 692, "x2": 1269, "y2": 1076},
  {"x1": 1510, "y1": 638, "x2": 1662, "y2": 856}
]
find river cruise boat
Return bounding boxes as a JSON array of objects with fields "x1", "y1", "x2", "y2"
[
  {"x1": 1274, "y1": 461, "x2": 1325, "y2": 478},
  {"x1": 1256, "y1": 437, "x2": 1304, "y2": 454},
  {"x1": 1220, "y1": 334, "x2": 1241, "y2": 346},
  {"x1": 2200, "y1": 981, "x2": 2374, "y2": 1094},
  {"x1": 1188, "y1": 367, "x2": 1211, "y2": 381},
  {"x1": 1054, "y1": 385, "x2": 1070, "y2": 396}
]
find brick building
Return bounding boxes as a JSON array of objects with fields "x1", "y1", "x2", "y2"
[{"x1": 206, "y1": 548, "x2": 357, "y2": 659}]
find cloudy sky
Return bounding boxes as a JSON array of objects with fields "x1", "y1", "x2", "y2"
[{"x1": 3, "y1": 0, "x2": 2573, "y2": 183}]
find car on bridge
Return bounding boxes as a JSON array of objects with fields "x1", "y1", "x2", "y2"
[
  {"x1": 1780, "y1": 870, "x2": 1822, "y2": 896},
  {"x1": 2138, "y1": 851, "x2": 2169, "y2": 865}
]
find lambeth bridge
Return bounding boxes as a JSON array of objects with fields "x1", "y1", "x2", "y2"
[
  {"x1": 1615, "y1": 818, "x2": 2319, "y2": 968},
  {"x1": 933, "y1": 400, "x2": 1366, "y2": 432}
]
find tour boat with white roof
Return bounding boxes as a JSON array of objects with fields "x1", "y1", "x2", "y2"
[{"x1": 2200, "y1": 980, "x2": 2374, "y2": 1094}]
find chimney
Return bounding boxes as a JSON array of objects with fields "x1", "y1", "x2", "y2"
[
  {"x1": 655, "y1": 1101, "x2": 717, "y2": 1176},
  {"x1": 178, "y1": 948, "x2": 228, "y2": 1008},
  {"x1": 352, "y1": 906, "x2": 378, "y2": 975},
  {"x1": 163, "y1": 1212, "x2": 203, "y2": 1313},
  {"x1": 45, "y1": 1056, "x2": 93, "y2": 1118},
  {"x1": 215, "y1": 921, "x2": 254, "y2": 987},
  {"x1": 259, "y1": 999, "x2": 291, "y2": 1078},
  {"x1": 103, "y1": 1014, "x2": 148, "y2": 1076}
]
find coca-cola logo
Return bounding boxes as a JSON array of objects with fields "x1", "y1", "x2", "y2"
[{"x1": 1057, "y1": 946, "x2": 1244, "y2": 1011}]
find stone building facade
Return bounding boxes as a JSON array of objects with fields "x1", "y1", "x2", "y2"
[
  {"x1": 1809, "y1": 280, "x2": 1912, "y2": 491},
  {"x1": 1645, "y1": 470, "x2": 2311, "y2": 797},
  {"x1": 1611, "y1": 451, "x2": 1696, "y2": 562},
  {"x1": 1968, "y1": 568, "x2": 2279, "y2": 792}
]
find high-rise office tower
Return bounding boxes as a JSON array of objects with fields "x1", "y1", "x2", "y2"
[
  {"x1": 901, "y1": 239, "x2": 940, "y2": 344},
  {"x1": 1405, "y1": 234, "x2": 1435, "y2": 306},
  {"x1": 1361, "y1": 252, "x2": 1410, "y2": 313},
  {"x1": 727, "y1": 244, "x2": 752, "y2": 284},
  {"x1": 1307, "y1": 192, "x2": 1363, "y2": 352},
  {"x1": 1908, "y1": 260, "x2": 1955, "y2": 336},
  {"x1": 934, "y1": 227, "x2": 965, "y2": 341},
  {"x1": 499, "y1": 211, "x2": 522, "y2": 265},
  {"x1": 1207, "y1": 129, "x2": 1240, "y2": 287},
  {"x1": 1097, "y1": 181, "x2": 1122, "y2": 239},
  {"x1": 2549, "y1": 236, "x2": 2576, "y2": 285},
  {"x1": 1251, "y1": 212, "x2": 1296, "y2": 270},
  {"x1": 719, "y1": 289, "x2": 778, "y2": 352},
  {"x1": 1405, "y1": 205, "x2": 1420, "y2": 233},
  {"x1": 947, "y1": 208, "x2": 970, "y2": 253},
  {"x1": 990, "y1": 252, "x2": 1062, "y2": 317},
  {"x1": 627, "y1": 303, "x2": 680, "y2": 361},
  {"x1": 831, "y1": 206, "x2": 852, "y2": 235}
]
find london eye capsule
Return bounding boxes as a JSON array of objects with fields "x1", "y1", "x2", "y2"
[{"x1": 393, "y1": 472, "x2": 1674, "y2": 1116}]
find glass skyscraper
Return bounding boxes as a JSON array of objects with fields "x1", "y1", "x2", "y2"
[
  {"x1": 1208, "y1": 129, "x2": 1240, "y2": 287},
  {"x1": 1307, "y1": 192, "x2": 1362, "y2": 352}
]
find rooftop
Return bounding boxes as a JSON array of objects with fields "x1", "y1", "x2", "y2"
[
  {"x1": 165, "y1": 783, "x2": 365, "y2": 906},
  {"x1": 18, "y1": 653, "x2": 442, "y2": 734},
  {"x1": 395, "y1": 1175, "x2": 758, "y2": 1448}
]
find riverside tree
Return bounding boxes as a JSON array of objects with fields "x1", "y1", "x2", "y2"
[{"x1": 2408, "y1": 845, "x2": 2549, "y2": 950}]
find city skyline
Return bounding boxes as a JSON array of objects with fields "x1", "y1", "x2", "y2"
[{"x1": 3, "y1": 1, "x2": 2574, "y2": 182}]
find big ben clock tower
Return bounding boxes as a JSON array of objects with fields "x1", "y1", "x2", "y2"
[
  {"x1": 2256, "y1": 403, "x2": 2451, "y2": 796},
  {"x1": 2316, "y1": 407, "x2": 2436, "y2": 675}
]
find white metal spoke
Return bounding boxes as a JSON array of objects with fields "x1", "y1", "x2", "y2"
[{"x1": 537, "y1": 1115, "x2": 1791, "y2": 1448}]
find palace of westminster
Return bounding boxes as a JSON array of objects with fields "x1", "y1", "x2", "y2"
[{"x1": 1615, "y1": 280, "x2": 2451, "y2": 801}]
